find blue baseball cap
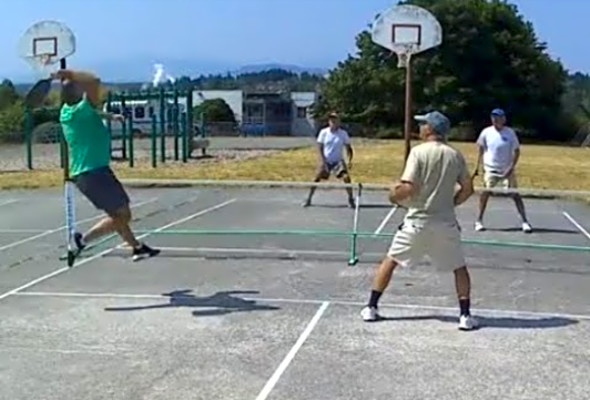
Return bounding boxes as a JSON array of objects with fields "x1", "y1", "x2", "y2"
[
  {"x1": 414, "y1": 110, "x2": 451, "y2": 137},
  {"x1": 491, "y1": 108, "x2": 505, "y2": 117}
]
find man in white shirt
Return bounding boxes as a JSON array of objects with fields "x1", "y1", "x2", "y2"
[
  {"x1": 473, "y1": 108, "x2": 532, "y2": 233},
  {"x1": 361, "y1": 110, "x2": 478, "y2": 331},
  {"x1": 303, "y1": 112, "x2": 355, "y2": 208}
]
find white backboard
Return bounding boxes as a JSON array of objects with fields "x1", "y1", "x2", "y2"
[
  {"x1": 371, "y1": 4, "x2": 442, "y2": 58},
  {"x1": 18, "y1": 20, "x2": 76, "y2": 71}
]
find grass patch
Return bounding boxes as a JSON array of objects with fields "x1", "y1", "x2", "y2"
[{"x1": 1, "y1": 140, "x2": 589, "y2": 193}]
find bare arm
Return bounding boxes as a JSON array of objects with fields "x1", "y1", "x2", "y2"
[
  {"x1": 473, "y1": 145, "x2": 483, "y2": 177},
  {"x1": 389, "y1": 181, "x2": 416, "y2": 205},
  {"x1": 52, "y1": 69, "x2": 102, "y2": 107},
  {"x1": 345, "y1": 144, "x2": 353, "y2": 166},
  {"x1": 97, "y1": 110, "x2": 124, "y2": 122},
  {"x1": 454, "y1": 176, "x2": 474, "y2": 206}
]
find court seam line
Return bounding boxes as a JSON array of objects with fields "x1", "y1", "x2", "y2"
[
  {"x1": 0, "y1": 199, "x2": 236, "y2": 302},
  {"x1": 0, "y1": 199, "x2": 18, "y2": 208},
  {"x1": 374, "y1": 205, "x2": 398, "y2": 235},
  {"x1": 13, "y1": 291, "x2": 590, "y2": 321},
  {"x1": 0, "y1": 229, "x2": 48, "y2": 234},
  {"x1": 0, "y1": 197, "x2": 158, "y2": 252},
  {"x1": 255, "y1": 301, "x2": 330, "y2": 400},
  {"x1": 562, "y1": 211, "x2": 590, "y2": 241}
]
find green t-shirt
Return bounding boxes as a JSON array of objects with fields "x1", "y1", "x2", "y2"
[{"x1": 60, "y1": 96, "x2": 111, "y2": 177}]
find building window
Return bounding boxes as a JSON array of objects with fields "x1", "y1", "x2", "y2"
[
  {"x1": 135, "y1": 106, "x2": 145, "y2": 119},
  {"x1": 297, "y1": 107, "x2": 307, "y2": 118}
]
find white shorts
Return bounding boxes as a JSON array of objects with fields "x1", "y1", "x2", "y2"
[{"x1": 387, "y1": 221, "x2": 466, "y2": 271}]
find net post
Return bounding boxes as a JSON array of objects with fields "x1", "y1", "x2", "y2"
[{"x1": 348, "y1": 182, "x2": 363, "y2": 266}]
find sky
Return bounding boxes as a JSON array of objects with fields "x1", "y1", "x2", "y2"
[{"x1": 0, "y1": 0, "x2": 586, "y2": 82}]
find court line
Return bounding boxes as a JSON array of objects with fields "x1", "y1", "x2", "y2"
[
  {"x1": 0, "y1": 198, "x2": 158, "y2": 252},
  {"x1": 562, "y1": 211, "x2": 590, "y2": 241},
  {"x1": 374, "y1": 205, "x2": 398, "y2": 235},
  {"x1": 0, "y1": 199, "x2": 18, "y2": 208},
  {"x1": 0, "y1": 229, "x2": 48, "y2": 234},
  {"x1": 0, "y1": 199, "x2": 236, "y2": 302},
  {"x1": 107, "y1": 246, "x2": 350, "y2": 256},
  {"x1": 255, "y1": 301, "x2": 330, "y2": 400},
  {"x1": 14, "y1": 291, "x2": 590, "y2": 321}
]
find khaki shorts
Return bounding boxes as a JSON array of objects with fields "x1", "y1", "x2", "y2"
[
  {"x1": 387, "y1": 221, "x2": 466, "y2": 271},
  {"x1": 484, "y1": 170, "x2": 518, "y2": 189}
]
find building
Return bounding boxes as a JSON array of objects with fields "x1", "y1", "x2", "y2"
[{"x1": 193, "y1": 89, "x2": 318, "y2": 136}]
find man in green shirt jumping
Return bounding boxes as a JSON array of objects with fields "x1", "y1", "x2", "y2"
[{"x1": 55, "y1": 70, "x2": 159, "y2": 262}]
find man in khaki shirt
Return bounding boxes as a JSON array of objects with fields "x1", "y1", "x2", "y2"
[{"x1": 361, "y1": 111, "x2": 478, "y2": 331}]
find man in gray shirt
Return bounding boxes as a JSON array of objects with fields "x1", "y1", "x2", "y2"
[{"x1": 361, "y1": 111, "x2": 478, "y2": 331}]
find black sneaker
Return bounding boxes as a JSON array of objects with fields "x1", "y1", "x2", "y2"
[
  {"x1": 73, "y1": 232, "x2": 86, "y2": 255},
  {"x1": 132, "y1": 243, "x2": 161, "y2": 262}
]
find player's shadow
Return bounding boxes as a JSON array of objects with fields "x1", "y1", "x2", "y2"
[
  {"x1": 103, "y1": 289, "x2": 280, "y2": 317},
  {"x1": 376, "y1": 314, "x2": 579, "y2": 330}
]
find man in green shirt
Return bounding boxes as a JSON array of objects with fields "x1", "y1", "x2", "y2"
[{"x1": 55, "y1": 70, "x2": 159, "y2": 262}]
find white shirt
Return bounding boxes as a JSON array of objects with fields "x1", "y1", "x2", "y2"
[
  {"x1": 317, "y1": 127, "x2": 351, "y2": 164},
  {"x1": 476, "y1": 125, "x2": 520, "y2": 171}
]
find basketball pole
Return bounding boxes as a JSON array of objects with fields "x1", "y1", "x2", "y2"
[
  {"x1": 403, "y1": 54, "x2": 412, "y2": 165},
  {"x1": 59, "y1": 57, "x2": 70, "y2": 183}
]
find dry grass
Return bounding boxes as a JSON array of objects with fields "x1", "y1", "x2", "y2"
[{"x1": 1, "y1": 140, "x2": 589, "y2": 193}]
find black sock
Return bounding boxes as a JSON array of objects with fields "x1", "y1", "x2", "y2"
[
  {"x1": 459, "y1": 298, "x2": 470, "y2": 316},
  {"x1": 368, "y1": 290, "x2": 382, "y2": 308}
]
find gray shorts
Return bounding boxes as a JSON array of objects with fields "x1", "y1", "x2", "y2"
[
  {"x1": 73, "y1": 166, "x2": 130, "y2": 215},
  {"x1": 319, "y1": 160, "x2": 348, "y2": 179}
]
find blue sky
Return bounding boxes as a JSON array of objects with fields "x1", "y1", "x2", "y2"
[{"x1": 1, "y1": 0, "x2": 586, "y2": 82}]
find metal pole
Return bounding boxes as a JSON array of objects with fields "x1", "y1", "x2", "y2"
[
  {"x1": 184, "y1": 90, "x2": 193, "y2": 162},
  {"x1": 121, "y1": 94, "x2": 128, "y2": 160},
  {"x1": 348, "y1": 183, "x2": 363, "y2": 266},
  {"x1": 159, "y1": 87, "x2": 166, "y2": 163},
  {"x1": 151, "y1": 114, "x2": 157, "y2": 168},
  {"x1": 106, "y1": 91, "x2": 113, "y2": 158},
  {"x1": 24, "y1": 107, "x2": 33, "y2": 170},
  {"x1": 403, "y1": 57, "x2": 412, "y2": 163},
  {"x1": 173, "y1": 89, "x2": 179, "y2": 161},
  {"x1": 128, "y1": 112, "x2": 134, "y2": 168}
]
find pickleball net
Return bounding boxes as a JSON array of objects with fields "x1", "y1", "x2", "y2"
[{"x1": 78, "y1": 179, "x2": 590, "y2": 270}]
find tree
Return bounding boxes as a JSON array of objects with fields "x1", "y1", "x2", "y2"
[
  {"x1": 0, "y1": 79, "x2": 20, "y2": 111},
  {"x1": 193, "y1": 98, "x2": 236, "y2": 123},
  {"x1": 316, "y1": 0, "x2": 570, "y2": 141}
]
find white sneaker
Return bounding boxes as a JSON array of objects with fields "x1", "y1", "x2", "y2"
[
  {"x1": 522, "y1": 222, "x2": 532, "y2": 233},
  {"x1": 475, "y1": 221, "x2": 485, "y2": 231},
  {"x1": 458, "y1": 315, "x2": 479, "y2": 331},
  {"x1": 361, "y1": 306, "x2": 380, "y2": 322}
]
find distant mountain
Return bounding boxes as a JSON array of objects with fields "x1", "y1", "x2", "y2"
[
  {"x1": 7, "y1": 58, "x2": 330, "y2": 85},
  {"x1": 235, "y1": 63, "x2": 328, "y2": 76}
]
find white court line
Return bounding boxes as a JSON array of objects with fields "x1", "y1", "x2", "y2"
[
  {"x1": 374, "y1": 205, "x2": 398, "y2": 235},
  {"x1": 0, "y1": 229, "x2": 47, "y2": 234},
  {"x1": 255, "y1": 301, "x2": 330, "y2": 400},
  {"x1": 0, "y1": 198, "x2": 158, "y2": 252},
  {"x1": 0, "y1": 199, "x2": 236, "y2": 302},
  {"x1": 0, "y1": 199, "x2": 18, "y2": 208},
  {"x1": 14, "y1": 291, "x2": 590, "y2": 321},
  {"x1": 562, "y1": 211, "x2": 590, "y2": 241},
  {"x1": 118, "y1": 246, "x2": 350, "y2": 256}
]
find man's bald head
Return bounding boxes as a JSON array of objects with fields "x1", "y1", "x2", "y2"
[{"x1": 61, "y1": 79, "x2": 84, "y2": 105}]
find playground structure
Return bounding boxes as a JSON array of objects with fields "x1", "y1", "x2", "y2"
[
  {"x1": 22, "y1": 87, "x2": 211, "y2": 170},
  {"x1": 104, "y1": 88, "x2": 210, "y2": 166}
]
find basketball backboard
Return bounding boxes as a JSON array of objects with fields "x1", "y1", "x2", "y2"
[
  {"x1": 371, "y1": 4, "x2": 442, "y2": 67},
  {"x1": 18, "y1": 20, "x2": 76, "y2": 74}
]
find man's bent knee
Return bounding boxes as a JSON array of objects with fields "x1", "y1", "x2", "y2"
[{"x1": 110, "y1": 206, "x2": 132, "y2": 224}]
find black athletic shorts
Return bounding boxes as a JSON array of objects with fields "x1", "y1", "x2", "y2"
[{"x1": 73, "y1": 166, "x2": 130, "y2": 215}]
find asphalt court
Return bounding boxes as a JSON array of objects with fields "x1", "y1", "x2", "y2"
[{"x1": 1, "y1": 186, "x2": 590, "y2": 400}]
